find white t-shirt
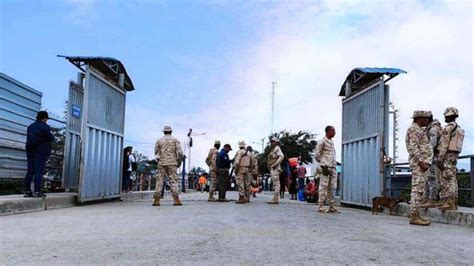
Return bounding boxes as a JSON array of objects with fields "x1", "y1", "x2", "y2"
[{"x1": 127, "y1": 154, "x2": 136, "y2": 172}]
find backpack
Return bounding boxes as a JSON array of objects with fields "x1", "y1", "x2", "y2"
[{"x1": 448, "y1": 124, "x2": 464, "y2": 153}]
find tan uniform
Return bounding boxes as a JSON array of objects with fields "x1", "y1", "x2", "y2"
[
  {"x1": 315, "y1": 136, "x2": 337, "y2": 204},
  {"x1": 206, "y1": 147, "x2": 219, "y2": 194},
  {"x1": 234, "y1": 149, "x2": 252, "y2": 197},
  {"x1": 154, "y1": 135, "x2": 183, "y2": 197},
  {"x1": 267, "y1": 145, "x2": 284, "y2": 197},
  {"x1": 437, "y1": 122, "x2": 462, "y2": 202},
  {"x1": 405, "y1": 122, "x2": 432, "y2": 215}
]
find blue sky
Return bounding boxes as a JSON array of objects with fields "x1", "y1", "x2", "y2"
[{"x1": 1, "y1": 0, "x2": 472, "y2": 170}]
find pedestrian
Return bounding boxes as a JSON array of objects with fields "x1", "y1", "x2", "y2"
[
  {"x1": 247, "y1": 145, "x2": 259, "y2": 202},
  {"x1": 152, "y1": 126, "x2": 184, "y2": 206},
  {"x1": 436, "y1": 107, "x2": 464, "y2": 210},
  {"x1": 420, "y1": 118, "x2": 442, "y2": 208},
  {"x1": 24, "y1": 111, "x2": 54, "y2": 198},
  {"x1": 314, "y1": 126, "x2": 339, "y2": 213},
  {"x1": 304, "y1": 178, "x2": 318, "y2": 203},
  {"x1": 198, "y1": 175, "x2": 206, "y2": 193},
  {"x1": 216, "y1": 144, "x2": 233, "y2": 202},
  {"x1": 297, "y1": 162, "x2": 307, "y2": 190},
  {"x1": 122, "y1": 146, "x2": 137, "y2": 193},
  {"x1": 405, "y1": 111, "x2": 433, "y2": 225},
  {"x1": 234, "y1": 141, "x2": 252, "y2": 204},
  {"x1": 206, "y1": 140, "x2": 221, "y2": 201},
  {"x1": 288, "y1": 164, "x2": 298, "y2": 200},
  {"x1": 267, "y1": 137, "x2": 284, "y2": 204}
]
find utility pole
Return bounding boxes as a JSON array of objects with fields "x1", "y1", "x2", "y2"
[
  {"x1": 389, "y1": 102, "x2": 399, "y2": 176},
  {"x1": 271, "y1": 81, "x2": 276, "y2": 134}
]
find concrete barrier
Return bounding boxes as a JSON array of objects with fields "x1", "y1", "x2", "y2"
[{"x1": 0, "y1": 193, "x2": 78, "y2": 216}]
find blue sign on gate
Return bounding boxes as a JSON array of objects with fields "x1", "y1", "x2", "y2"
[{"x1": 72, "y1": 105, "x2": 81, "y2": 118}]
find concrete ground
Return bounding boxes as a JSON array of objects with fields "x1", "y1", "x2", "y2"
[{"x1": 1, "y1": 191, "x2": 473, "y2": 265}]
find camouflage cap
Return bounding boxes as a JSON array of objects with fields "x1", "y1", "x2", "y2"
[
  {"x1": 271, "y1": 137, "x2": 280, "y2": 143},
  {"x1": 443, "y1": 107, "x2": 459, "y2": 117},
  {"x1": 214, "y1": 140, "x2": 221, "y2": 145},
  {"x1": 432, "y1": 119, "x2": 441, "y2": 125},
  {"x1": 411, "y1": 111, "x2": 432, "y2": 118},
  {"x1": 162, "y1": 126, "x2": 173, "y2": 132},
  {"x1": 238, "y1": 141, "x2": 246, "y2": 147}
]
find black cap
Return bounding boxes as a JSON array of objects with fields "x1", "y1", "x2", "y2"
[
  {"x1": 36, "y1": 111, "x2": 49, "y2": 120},
  {"x1": 224, "y1": 144, "x2": 232, "y2": 150}
]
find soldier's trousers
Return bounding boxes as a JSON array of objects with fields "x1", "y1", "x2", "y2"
[
  {"x1": 208, "y1": 169, "x2": 218, "y2": 194},
  {"x1": 318, "y1": 168, "x2": 336, "y2": 204},
  {"x1": 155, "y1": 165, "x2": 179, "y2": 197},
  {"x1": 236, "y1": 167, "x2": 250, "y2": 196},
  {"x1": 218, "y1": 168, "x2": 230, "y2": 199},
  {"x1": 270, "y1": 169, "x2": 281, "y2": 197},
  {"x1": 424, "y1": 163, "x2": 440, "y2": 200},
  {"x1": 245, "y1": 173, "x2": 252, "y2": 198},
  {"x1": 439, "y1": 153, "x2": 459, "y2": 201},
  {"x1": 409, "y1": 162, "x2": 429, "y2": 215}
]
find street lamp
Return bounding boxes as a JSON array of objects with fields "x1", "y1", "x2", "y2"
[
  {"x1": 182, "y1": 129, "x2": 205, "y2": 192},
  {"x1": 252, "y1": 137, "x2": 265, "y2": 153}
]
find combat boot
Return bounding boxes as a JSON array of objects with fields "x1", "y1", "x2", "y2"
[
  {"x1": 438, "y1": 198, "x2": 455, "y2": 211},
  {"x1": 152, "y1": 195, "x2": 160, "y2": 206},
  {"x1": 420, "y1": 199, "x2": 436, "y2": 208},
  {"x1": 208, "y1": 193, "x2": 216, "y2": 202},
  {"x1": 326, "y1": 203, "x2": 340, "y2": 213},
  {"x1": 236, "y1": 195, "x2": 246, "y2": 204},
  {"x1": 436, "y1": 198, "x2": 446, "y2": 207},
  {"x1": 267, "y1": 194, "x2": 279, "y2": 204},
  {"x1": 245, "y1": 194, "x2": 250, "y2": 203},
  {"x1": 409, "y1": 211, "x2": 431, "y2": 226},
  {"x1": 318, "y1": 204, "x2": 327, "y2": 213},
  {"x1": 173, "y1": 195, "x2": 183, "y2": 206}
]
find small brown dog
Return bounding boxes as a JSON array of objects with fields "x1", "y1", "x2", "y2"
[{"x1": 372, "y1": 196, "x2": 404, "y2": 215}]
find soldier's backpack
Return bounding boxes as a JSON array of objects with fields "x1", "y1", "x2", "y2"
[{"x1": 448, "y1": 124, "x2": 464, "y2": 153}]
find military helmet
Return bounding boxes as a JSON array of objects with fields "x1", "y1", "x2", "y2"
[
  {"x1": 431, "y1": 119, "x2": 441, "y2": 125},
  {"x1": 411, "y1": 110, "x2": 432, "y2": 118},
  {"x1": 214, "y1": 140, "x2": 221, "y2": 145},
  {"x1": 443, "y1": 107, "x2": 459, "y2": 117},
  {"x1": 271, "y1": 137, "x2": 280, "y2": 143},
  {"x1": 162, "y1": 126, "x2": 173, "y2": 132},
  {"x1": 238, "y1": 141, "x2": 246, "y2": 147}
]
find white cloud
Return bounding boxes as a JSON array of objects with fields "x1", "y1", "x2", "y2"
[{"x1": 125, "y1": 0, "x2": 473, "y2": 170}]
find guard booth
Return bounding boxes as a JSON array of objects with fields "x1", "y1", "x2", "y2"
[
  {"x1": 59, "y1": 56, "x2": 135, "y2": 202},
  {"x1": 339, "y1": 67, "x2": 405, "y2": 207}
]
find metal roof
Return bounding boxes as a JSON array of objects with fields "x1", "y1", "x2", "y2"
[
  {"x1": 339, "y1": 67, "x2": 406, "y2": 96},
  {"x1": 58, "y1": 55, "x2": 135, "y2": 91}
]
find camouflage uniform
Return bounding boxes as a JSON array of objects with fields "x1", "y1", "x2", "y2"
[
  {"x1": 234, "y1": 142, "x2": 251, "y2": 197},
  {"x1": 154, "y1": 132, "x2": 183, "y2": 198},
  {"x1": 437, "y1": 108, "x2": 463, "y2": 205},
  {"x1": 315, "y1": 136, "x2": 337, "y2": 205},
  {"x1": 206, "y1": 145, "x2": 219, "y2": 195},
  {"x1": 248, "y1": 152, "x2": 259, "y2": 198},
  {"x1": 267, "y1": 140, "x2": 284, "y2": 200},
  {"x1": 405, "y1": 118, "x2": 432, "y2": 216},
  {"x1": 425, "y1": 119, "x2": 442, "y2": 200}
]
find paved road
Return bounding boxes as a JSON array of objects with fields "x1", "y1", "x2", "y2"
[{"x1": 1, "y1": 192, "x2": 473, "y2": 265}]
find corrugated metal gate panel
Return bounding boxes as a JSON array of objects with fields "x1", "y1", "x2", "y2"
[
  {"x1": 78, "y1": 69, "x2": 124, "y2": 202},
  {"x1": 62, "y1": 83, "x2": 83, "y2": 188},
  {"x1": 341, "y1": 81, "x2": 387, "y2": 206}
]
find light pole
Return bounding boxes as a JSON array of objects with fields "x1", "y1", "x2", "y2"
[{"x1": 252, "y1": 137, "x2": 265, "y2": 153}]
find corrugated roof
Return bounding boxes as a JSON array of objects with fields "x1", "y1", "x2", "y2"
[
  {"x1": 58, "y1": 55, "x2": 135, "y2": 91},
  {"x1": 339, "y1": 67, "x2": 406, "y2": 96}
]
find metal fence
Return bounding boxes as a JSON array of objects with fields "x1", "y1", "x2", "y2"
[{"x1": 386, "y1": 154, "x2": 473, "y2": 207}]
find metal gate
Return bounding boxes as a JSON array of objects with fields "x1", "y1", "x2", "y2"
[
  {"x1": 62, "y1": 82, "x2": 83, "y2": 189},
  {"x1": 341, "y1": 81, "x2": 389, "y2": 206},
  {"x1": 78, "y1": 69, "x2": 125, "y2": 202}
]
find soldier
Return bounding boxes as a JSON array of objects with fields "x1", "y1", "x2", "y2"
[
  {"x1": 247, "y1": 145, "x2": 259, "y2": 202},
  {"x1": 152, "y1": 126, "x2": 184, "y2": 207},
  {"x1": 420, "y1": 118, "x2": 442, "y2": 208},
  {"x1": 267, "y1": 137, "x2": 284, "y2": 204},
  {"x1": 314, "y1": 126, "x2": 338, "y2": 213},
  {"x1": 234, "y1": 141, "x2": 252, "y2": 204},
  {"x1": 405, "y1": 111, "x2": 432, "y2": 226},
  {"x1": 206, "y1": 140, "x2": 221, "y2": 201},
  {"x1": 437, "y1": 107, "x2": 464, "y2": 211}
]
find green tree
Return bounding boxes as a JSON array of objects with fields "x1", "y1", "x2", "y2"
[{"x1": 257, "y1": 130, "x2": 317, "y2": 174}]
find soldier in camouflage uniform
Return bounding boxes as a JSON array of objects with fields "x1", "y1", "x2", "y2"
[
  {"x1": 247, "y1": 146, "x2": 259, "y2": 202},
  {"x1": 267, "y1": 137, "x2": 284, "y2": 204},
  {"x1": 206, "y1": 141, "x2": 221, "y2": 201},
  {"x1": 314, "y1": 126, "x2": 338, "y2": 213},
  {"x1": 437, "y1": 107, "x2": 464, "y2": 211},
  {"x1": 420, "y1": 118, "x2": 442, "y2": 208},
  {"x1": 234, "y1": 141, "x2": 251, "y2": 204},
  {"x1": 405, "y1": 111, "x2": 432, "y2": 226},
  {"x1": 153, "y1": 126, "x2": 184, "y2": 206}
]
